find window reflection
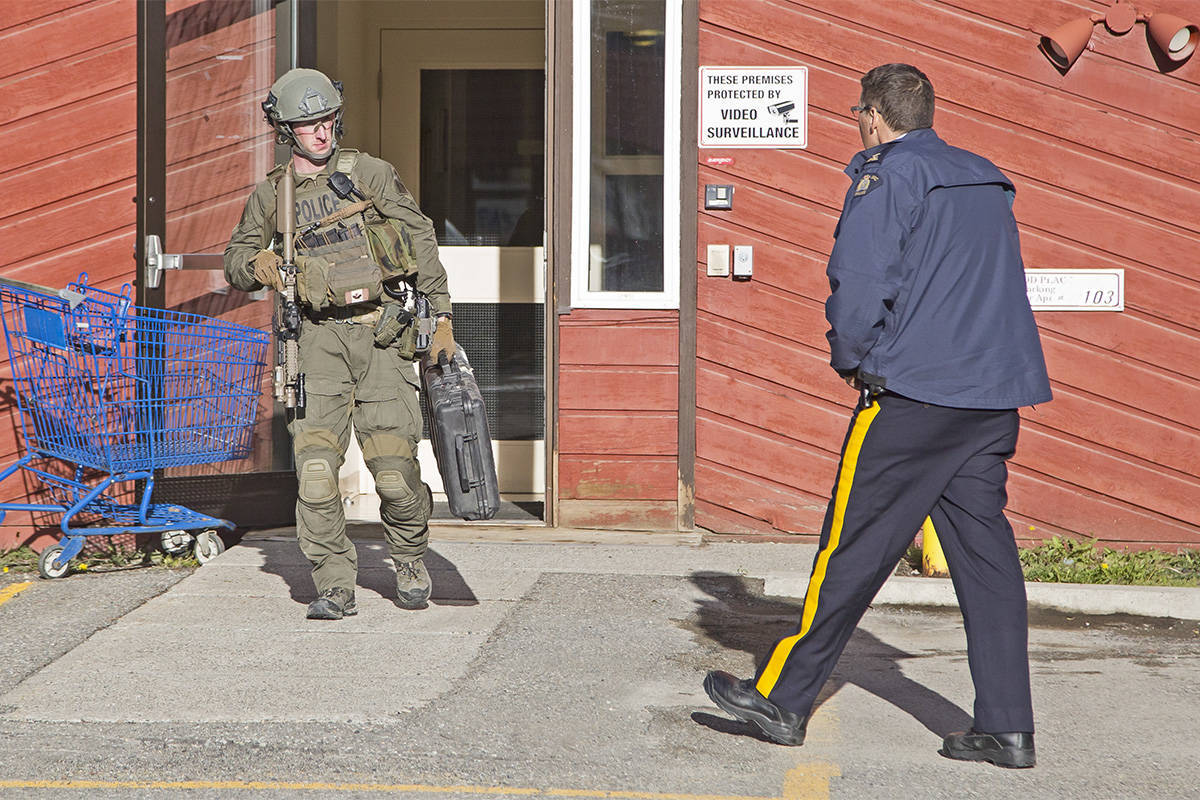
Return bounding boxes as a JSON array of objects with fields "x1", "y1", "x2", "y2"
[
  {"x1": 420, "y1": 69, "x2": 544, "y2": 247},
  {"x1": 589, "y1": 0, "x2": 666, "y2": 293}
]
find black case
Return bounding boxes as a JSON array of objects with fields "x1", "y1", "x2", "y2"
[{"x1": 419, "y1": 347, "x2": 499, "y2": 520}]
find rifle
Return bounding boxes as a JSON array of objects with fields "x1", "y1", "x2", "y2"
[{"x1": 274, "y1": 165, "x2": 306, "y2": 409}]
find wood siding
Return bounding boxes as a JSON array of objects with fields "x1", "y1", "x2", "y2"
[
  {"x1": 695, "y1": 0, "x2": 1200, "y2": 549},
  {"x1": 0, "y1": 0, "x2": 138, "y2": 549},
  {"x1": 558, "y1": 309, "x2": 679, "y2": 529}
]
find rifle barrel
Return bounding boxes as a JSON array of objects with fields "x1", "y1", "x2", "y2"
[{"x1": 279, "y1": 165, "x2": 295, "y2": 263}]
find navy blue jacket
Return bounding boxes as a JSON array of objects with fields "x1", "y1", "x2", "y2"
[{"x1": 826, "y1": 128, "x2": 1052, "y2": 409}]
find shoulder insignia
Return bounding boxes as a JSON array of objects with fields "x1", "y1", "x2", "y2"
[
  {"x1": 335, "y1": 149, "x2": 360, "y2": 174},
  {"x1": 864, "y1": 152, "x2": 881, "y2": 163},
  {"x1": 853, "y1": 173, "x2": 881, "y2": 197}
]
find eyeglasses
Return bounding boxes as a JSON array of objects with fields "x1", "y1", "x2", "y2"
[
  {"x1": 850, "y1": 105, "x2": 873, "y2": 117},
  {"x1": 293, "y1": 114, "x2": 336, "y2": 134}
]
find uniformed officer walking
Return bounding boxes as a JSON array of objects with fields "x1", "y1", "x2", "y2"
[
  {"x1": 703, "y1": 63, "x2": 1051, "y2": 769},
  {"x1": 224, "y1": 68, "x2": 456, "y2": 620}
]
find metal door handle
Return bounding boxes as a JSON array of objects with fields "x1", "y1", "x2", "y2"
[
  {"x1": 144, "y1": 235, "x2": 263, "y2": 299},
  {"x1": 145, "y1": 234, "x2": 225, "y2": 288}
]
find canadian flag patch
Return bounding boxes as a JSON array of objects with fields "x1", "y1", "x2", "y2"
[{"x1": 346, "y1": 288, "x2": 366, "y2": 304}]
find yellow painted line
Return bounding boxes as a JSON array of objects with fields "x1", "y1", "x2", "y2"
[
  {"x1": 0, "y1": 780, "x2": 780, "y2": 799},
  {"x1": 0, "y1": 769, "x2": 842, "y2": 800},
  {"x1": 0, "y1": 581, "x2": 34, "y2": 607},
  {"x1": 781, "y1": 764, "x2": 839, "y2": 799}
]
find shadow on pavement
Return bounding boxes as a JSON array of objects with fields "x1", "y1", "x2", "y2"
[
  {"x1": 688, "y1": 571, "x2": 972, "y2": 741},
  {"x1": 253, "y1": 535, "x2": 478, "y2": 607}
]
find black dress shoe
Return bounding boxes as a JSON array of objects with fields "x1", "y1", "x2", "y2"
[
  {"x1": 703, "y1": 670, "x2": 807, "y2": 746},
  {"x1": 940, "y1": 729, "x2": 1036, "y2": 768}
]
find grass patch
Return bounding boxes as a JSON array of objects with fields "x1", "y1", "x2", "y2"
[
  {"x1": 1, "y1": 539, "x2": 198, "y2": 575},
  {"x1": 1020, "y1": 537, "x2": 1200, "y2": 587},
  {"x1": 898, "y1": 537, "x2": 1200, "y2": 587},
  {"x1": 75, "y1": 540, "x2": 200, "y2": 572},
  {"x1": 0, "y1": 546, "x2": 38, "y2": 572}
]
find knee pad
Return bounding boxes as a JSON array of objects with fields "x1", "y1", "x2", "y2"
[
  {"x1": 298, "y1": 458, "x2": 339, "y2": 504},
  {"x1": 375, "y1": 469, "x2": 421, "y2": 516}
]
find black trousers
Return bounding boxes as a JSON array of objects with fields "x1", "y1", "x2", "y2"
[{"x1": 754, "y1": 392, "x2": 1034, "y2": 733}]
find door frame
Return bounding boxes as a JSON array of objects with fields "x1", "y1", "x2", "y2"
[
  {"x1": 317, "y1": 1, "x2": 557, "y2": 525},
  {"x1": 136, "y1": 0, "x2": 563, "y2": 529},
  {"x1": 546, "y1": 0, "x2": 571, "y2": 528}
]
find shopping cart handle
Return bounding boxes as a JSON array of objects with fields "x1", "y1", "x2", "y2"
[
  {"x1": 0, "y1": 277, "x2": 87, "y2": 309},
  {"x1": 0, "y1": 276, "x2": 56, "y2": 295}
]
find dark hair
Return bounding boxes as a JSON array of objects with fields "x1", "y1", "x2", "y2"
[{"x1": 859, "y1": 63, "x2": 934, "y2": 133}]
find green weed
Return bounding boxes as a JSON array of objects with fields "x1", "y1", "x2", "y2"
[
  {"x1": 1020, "y1": 537, "x2": 1200, "y2": 587},
  {"x1": 1, "y1": 539, "x2": 198, "y2": 574},
  {"x1": 0, "y1": 546, "x2": 38, "y2": 571},
  {"x1": 895, "y1": 536, "x2": 1200, "y2": 587}
]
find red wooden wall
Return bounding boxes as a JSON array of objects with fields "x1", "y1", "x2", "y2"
[
  {"x1": 0, "y1": 0, "x2": 138, "y2": 549},
  {"x1": 695, "y1": 0, "x2": 1200, "y2": 549},
  {"x1": 558, "y1": 309, "x2": 679, "y2": 530}
]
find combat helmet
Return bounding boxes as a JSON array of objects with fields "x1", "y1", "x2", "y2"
[{"x1": 262, "y1": 68, "x2": 345, "y2": 162}]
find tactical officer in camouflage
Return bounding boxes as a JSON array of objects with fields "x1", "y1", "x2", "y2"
[{"x1": 224, "y1": 68, "x2": 456, "y2": 620}]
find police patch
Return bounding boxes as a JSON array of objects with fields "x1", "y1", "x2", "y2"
[{"x1": 854, "y1": 173, "x2": 881, "y2": 197}]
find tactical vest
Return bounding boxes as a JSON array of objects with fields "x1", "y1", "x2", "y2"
[{"x1": 286, "y1": 150, "x2": 419, "y2": 312}]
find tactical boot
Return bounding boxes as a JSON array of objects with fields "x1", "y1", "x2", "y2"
[
  {"x1": 306, "y1": 587, "x2": 357, "y2": 620},
  {"x1": 395, "y1": 558, "x2": 431, "y2": 609}
]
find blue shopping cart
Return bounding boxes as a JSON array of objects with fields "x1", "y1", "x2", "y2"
[{"x1": 0, "y1": 274, "x2": 270, "y2": 578}]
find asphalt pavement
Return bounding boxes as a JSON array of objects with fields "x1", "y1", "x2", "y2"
[{"x1": 0, "y1": 525, "x2": 1197, "y2": 799}]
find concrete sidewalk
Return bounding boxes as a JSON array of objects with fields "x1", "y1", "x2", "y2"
[
  {"x1": 1, "y1": 525, "x2": 1198, "y2": 799},
  {"x1": 6, "y1": 524, "x2": 1194, "y2": 725},
  {"x1": 429, "y1": 524, "x2": 1200, "y2": 621},
  {"x1": 0, "y1": 526, "x2": 818, "y2": 724}
]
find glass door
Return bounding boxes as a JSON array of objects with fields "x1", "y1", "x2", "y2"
[
  {"x1": 338, "y1": 26, "x2": 546, "y2": 523},
  {"x1": 138, "y1": 0, "x2": 295, "y2": 527}
]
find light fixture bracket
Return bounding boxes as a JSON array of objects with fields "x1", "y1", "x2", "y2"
[{"x1": 1104, "y1": 0, "x2": 1138, "y2": 34}]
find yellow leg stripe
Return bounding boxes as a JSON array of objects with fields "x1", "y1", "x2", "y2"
[{"x1": 756, "y1": 402, "x2": 881, "y2": 698}]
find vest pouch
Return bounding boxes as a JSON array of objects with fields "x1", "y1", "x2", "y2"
[
  {"x1": 293, "y1": 253, "x2": 329, "y2": 310},
  {"x1": 301, "y1": 236, "x2": 383, "y2": 308},
  {"x1": 391, "y1": 318, "x2": 419, "y2": 361},
  {"x1": 372, "y1": 302, "x2": 419, "y2": 359},
  {"x1": 366, "y1": 218, "x2": 419, "y2": 281}
]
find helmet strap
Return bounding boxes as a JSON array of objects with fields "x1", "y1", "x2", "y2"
[
  {"x1": 278, "y1": 107, "x2": 343, "y2": 164},
  {"x1": 281, "y1": 122, "x2": 337, "y2": 164}
]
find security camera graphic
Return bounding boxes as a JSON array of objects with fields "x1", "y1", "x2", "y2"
[{"x1": 767, "y1": 100, "x2": 797, "y2": 123}]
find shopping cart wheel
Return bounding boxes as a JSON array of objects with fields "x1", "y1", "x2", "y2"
[
  {"x1": 160, "y1": 529, "x2": 191, "y2": 556},
  {"x1": 193, "y1": 530, "x2": 226, "y2": 564},
  {"x1": 38, "y1": 545, "x2": 72, "y2": 580}
]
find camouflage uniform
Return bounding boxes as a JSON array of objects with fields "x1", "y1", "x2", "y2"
[{"x1": 224, "y1": 148, "x2": 451, "y2": 597}]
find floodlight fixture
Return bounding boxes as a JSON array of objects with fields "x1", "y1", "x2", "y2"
[
  {"x1": 1039, "y1": 0, "x2": 1197, "y2": 71},
  {"x1": 1144, "y1": 12, "x2": 1199, "y2": 61}
]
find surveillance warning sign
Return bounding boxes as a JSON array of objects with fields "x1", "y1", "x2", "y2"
[{"x1": 699, "y1": 66, "x2": 808, "y2": 149}]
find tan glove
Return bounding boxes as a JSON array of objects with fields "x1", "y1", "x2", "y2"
[
  {"x1": 430, "y1": 316, "x2": 456, "y2": 363},
  {"x1": 251, "y1": 249, "x2": 285, "y2": 292}
]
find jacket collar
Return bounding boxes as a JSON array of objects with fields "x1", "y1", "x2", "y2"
[
  {"x1": 294, "y1": 148, "x2": 340, "y2": 184},
  {"x1": 845, "y1": 127, "x2": 939, "y2": 176}
]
